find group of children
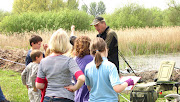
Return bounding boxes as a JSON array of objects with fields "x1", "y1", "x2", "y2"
[
  {"x1": 21, "y1": 26, "x2": 134, "y2": 102},
  {"x1": 21, "y1": 35, "x2": 47, "y2": 102}
]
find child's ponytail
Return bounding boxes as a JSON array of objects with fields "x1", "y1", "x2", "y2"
[
  {"x1": 94, "y1": 50, "x2": 103, "y2": 69},
  {"x1": 90, "y1": 38, "x2": 107, "y2": 69}
]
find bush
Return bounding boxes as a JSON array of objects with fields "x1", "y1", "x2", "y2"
[
  {"x1": 0, "y1": 9, "x2": 93, "y2": 33},
  {"x1": 103, "y1": 3, "x2": 164, "y2": 30}
]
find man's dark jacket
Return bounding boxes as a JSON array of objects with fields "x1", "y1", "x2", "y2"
[{"x1": 97, "y1": 26, "x2": 119, "y2": 73}]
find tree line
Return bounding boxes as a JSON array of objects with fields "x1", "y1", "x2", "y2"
[
  {"x1": 12, "y1": 0, "x2": 106, "y2": 17},
  {"x1": 0, "y1": 0, "x2": 179, "y2": 33}
]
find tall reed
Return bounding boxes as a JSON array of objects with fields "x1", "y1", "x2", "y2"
[
  {"x1": 117, "y1": 26, "x2": 180, "y2": 55},
  {"x1": 0, "y1": 26, "x2": 179, "y2": 55}
]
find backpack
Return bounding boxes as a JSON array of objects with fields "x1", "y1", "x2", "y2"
[{"x1": 130, "y1": 82, "x2": 158, "y2": 102}]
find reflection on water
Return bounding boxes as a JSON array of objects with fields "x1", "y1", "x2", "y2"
[{"x1": 119, "y1": 53, "x2": 180, "y2": 73}]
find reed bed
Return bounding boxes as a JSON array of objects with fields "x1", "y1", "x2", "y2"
[
  {"x1": 117, "y1": 26, "x2": 180, "y2": 55},
  {"x1": 0, "y1": 26, "x2": 180, "y2": 55}
]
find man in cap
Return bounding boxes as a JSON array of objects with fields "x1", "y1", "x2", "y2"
[{"x1": 91, "y1": 16, "x2": 120, "y2": 74}]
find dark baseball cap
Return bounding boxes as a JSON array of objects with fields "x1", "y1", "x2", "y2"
[
  {"x1": 69, "y1": 36, "x2": 77, "y2": 46},
  {"x1": 90, "y1": 16, "x2": 105, "y2": 26}
]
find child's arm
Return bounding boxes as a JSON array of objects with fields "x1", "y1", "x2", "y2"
[
  {"x1": 64, "y1": 74, "x2": 85, "y2": 92},
  {"x1": 71, "y1": 25, "x2": 75, "y2": 36},
  {"x1": 31, "y1": 68, "x2": 38, "y2": 88},
  {"x1": 113, "y1": 78, "x2": 134, "y2": 93},
  {"x1": 69, "y1": 25, "x2": 77, "y2": 46},
  {"x1": 21, "y1": 68, "x2": 27, "y2": 86},
  {"x1": 113, "y1": 82, "x2": 128, "y2": 93},
  {"x1": 31, "y1": 69, "x2": 38, "y2": 92}
]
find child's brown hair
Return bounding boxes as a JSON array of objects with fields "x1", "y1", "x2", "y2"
[
  {"x1": 90, "y1": 37, "x2": 107, "y2": 68},
  {"x1": 29, "y1": 35, "x2": 43, "y2": 46},
  {"x1": 30, "y1": 50, "x2": 43, "y2": 61},
  {"x1": 74, "y1": 36, "x2": 91, "y2": 58}
]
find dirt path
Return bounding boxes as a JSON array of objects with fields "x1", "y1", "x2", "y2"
[{"x1": 0, "y1": 49, "x2": 179, "y2": 82}]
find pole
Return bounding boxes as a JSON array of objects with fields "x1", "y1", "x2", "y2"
[
  {"x1": 0, "y1": 57, "x2": 25, "y2": 66},
  {"x1": 118, "y1": 50, "x2": 138, "y2": 76}
]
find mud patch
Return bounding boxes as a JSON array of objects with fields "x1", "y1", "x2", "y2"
[{"x1": 0, "y1": 49, "x2": 27, "y2": 72}]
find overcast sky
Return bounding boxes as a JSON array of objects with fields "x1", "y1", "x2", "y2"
[{"x1": 0, "y1": 0, "x2": 179, "y2": 14}]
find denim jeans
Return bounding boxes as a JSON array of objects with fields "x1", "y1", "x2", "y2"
[
  {"x1": 0, "y1": 87, "x2": 5, "y2": 101},
  {"x1": 43, "y1": 96, "x2": 74, "y2": 102}
]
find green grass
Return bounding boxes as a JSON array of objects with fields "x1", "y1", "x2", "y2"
[
  {"x1": 0, "y1": 69, "x2": 179, "y2": 102},
  {"x1": 0, "y1": 69, "x2": 28, "y2": 102}
]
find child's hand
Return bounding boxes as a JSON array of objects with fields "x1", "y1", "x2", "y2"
[
  {"x1": 125, "y1": 78, "x2": 134, "y2": 86},
  {"x1": 33, "y1": 87, "x2": 38, "y2": 92},
  {"x1": 71, "y1": 25, "x2": 75, "y2": 31},
  {"x1": 43, "y1": 43, "x2": 48, "y2": 51},
  {"x1": 64, "y1": 85, "x2": 76, "y2": 92}
]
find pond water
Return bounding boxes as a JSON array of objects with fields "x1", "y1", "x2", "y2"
[{"x1": 119, "y1": 53, "x2": 180, "y2": 73}]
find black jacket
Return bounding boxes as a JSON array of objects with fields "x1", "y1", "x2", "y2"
[{"x1": 97, "y1": 26, "x2": 119, "y2": 73}]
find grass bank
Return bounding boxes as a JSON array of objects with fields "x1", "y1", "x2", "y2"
[
  {"x1": 0, "y1": 69, "x2": 179, "y2": 102},
  {"x1": 0, "y1": 69, "x2": 28, "y2": 102}
]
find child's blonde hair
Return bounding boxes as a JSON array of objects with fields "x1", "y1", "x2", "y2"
[
  {"x1": 49, "y1": 28, "x2": 71, "y2": 54},
  {"x1": 45, "y1": 47, "x2": 51, "y2": 57}
]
